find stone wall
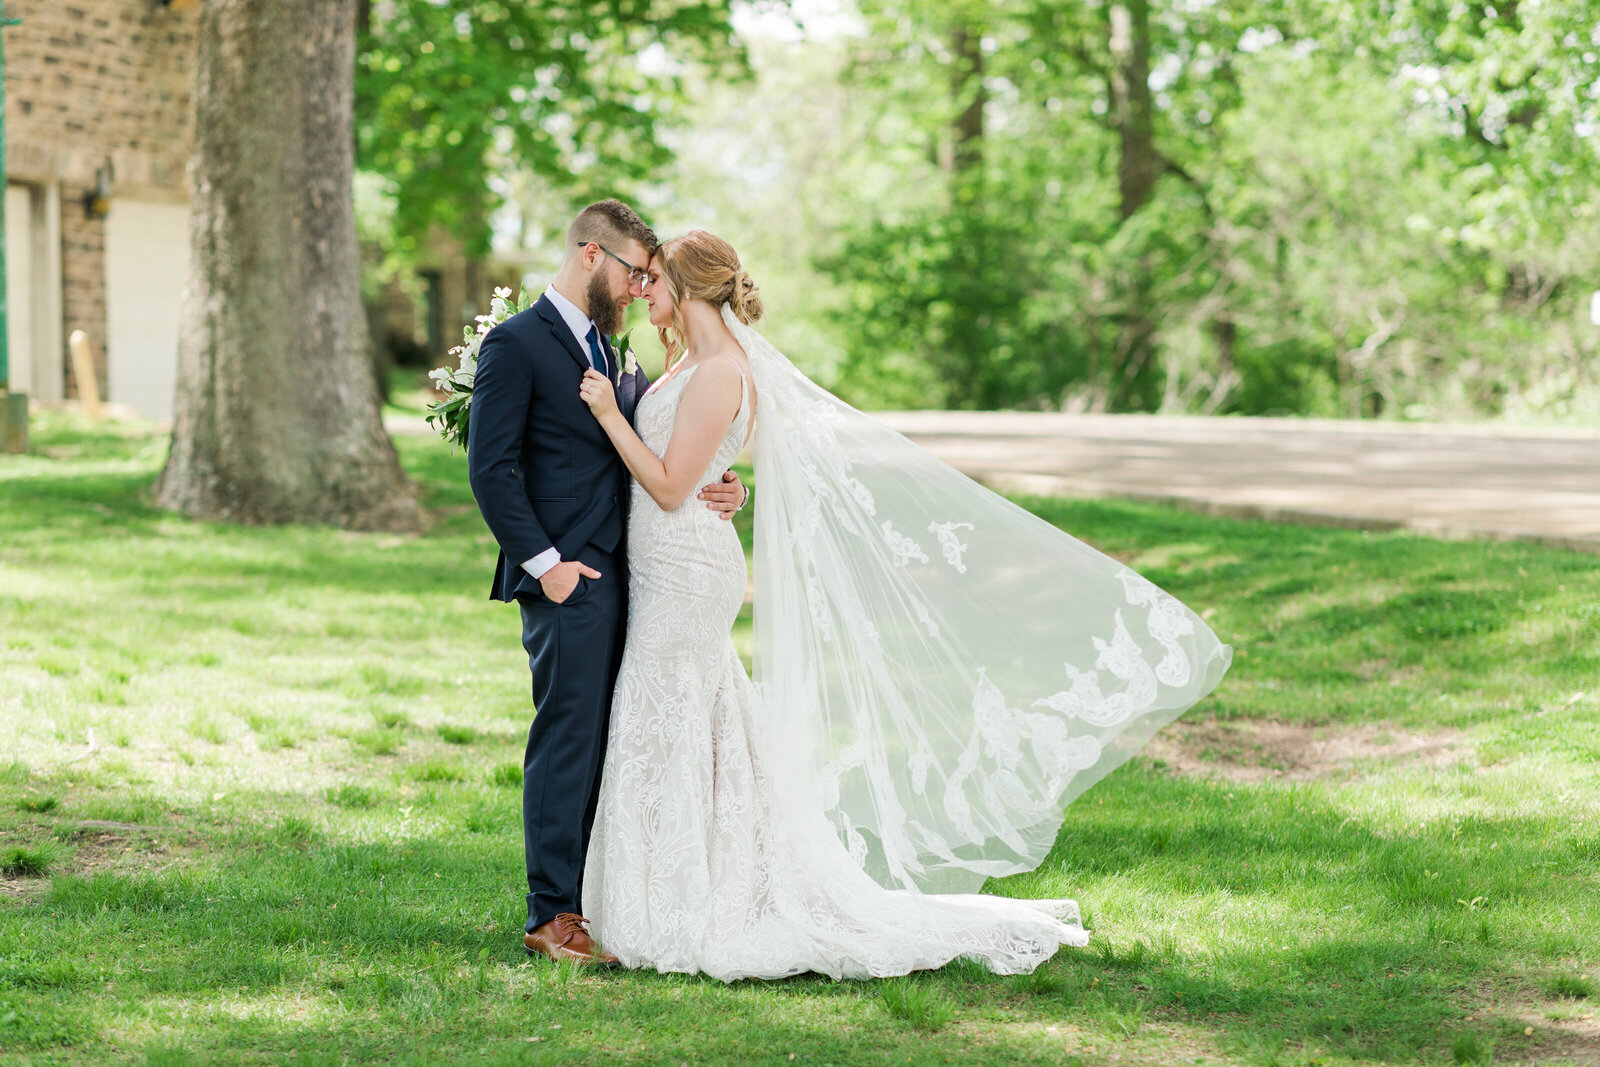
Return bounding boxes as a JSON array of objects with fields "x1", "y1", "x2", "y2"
[{"x1": 4, "y1": 0, "x2": 198, "y2": 398}]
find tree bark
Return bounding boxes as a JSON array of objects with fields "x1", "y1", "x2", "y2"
[
  {"x1": 158, "y1": 0, "x2": 422, "y2": 532},
  {"x1": 1103, "y1": 0, "x2": 1159, "y2": 410},
  {"x1": 949, "y1": 24, "x2": 985, "y2": 178},
  {"x1": 1108, "y1": 0, "x2": 1156, "y2": 220}
]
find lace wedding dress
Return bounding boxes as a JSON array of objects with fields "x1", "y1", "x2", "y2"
[{"x1": 585, "y1": 311, "x2": 1231, "y2": 981}]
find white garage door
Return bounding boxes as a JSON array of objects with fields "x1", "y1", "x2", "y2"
[
  {"x1": 106, "y1": 199, "x2": 190, "y2": 422},
  {"x1": 5, "y1": 185, "x2": 34, "y2": 396}
]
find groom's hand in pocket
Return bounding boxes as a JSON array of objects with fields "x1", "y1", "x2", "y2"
[{"x1": 540, "y1": 560, "x2": 602, "y2": 604}]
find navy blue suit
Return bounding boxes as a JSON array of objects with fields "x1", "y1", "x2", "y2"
[{"x1": 467, "y1": 294, "x2": 647, "y2": 933}]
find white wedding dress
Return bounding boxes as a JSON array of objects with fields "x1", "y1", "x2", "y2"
[{"x1": 585, "y1": 309, "x2": 1231, "y2": 981}]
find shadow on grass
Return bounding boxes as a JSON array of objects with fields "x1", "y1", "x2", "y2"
[
  {"x1": 5, "y1": 759, "x2": 1593, "y2": 1063},
  {"x1": 0, "y1": 434, "x2": 750, "y2": 606},
  {"x1": 7, "y1": 417, "x2": 1599, "y2": 1063},
  {"x1": 983, "y1": 761, "x2": 1596, "y2": 1064}
]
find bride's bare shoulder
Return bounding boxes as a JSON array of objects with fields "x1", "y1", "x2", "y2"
[
  {"x1": 690, "y1": 348, "x2": 749, "y2": 384},
  {"x1": 678, "y1": 352, "x2": 745, "y2": 405},
  {"x1": 709, "y1": 342, "x2": 750, "y2": 371}
]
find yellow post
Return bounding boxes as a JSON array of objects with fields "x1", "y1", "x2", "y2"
[{"x1": 68, "y1": 330, "x2": 101, "y2": 419}]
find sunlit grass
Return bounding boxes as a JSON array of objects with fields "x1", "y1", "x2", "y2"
[{"x1": 2, "y1": 410, "x2": 1598, "y2": 1064}]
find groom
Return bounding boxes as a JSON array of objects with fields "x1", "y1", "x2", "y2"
[{"x1": 468, "y1": 199, "x2": 747, "y2": 966}]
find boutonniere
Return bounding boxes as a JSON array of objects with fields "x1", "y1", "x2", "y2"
[{"x1": 613, "y1": 330, "x2": 638, "y2": 377}]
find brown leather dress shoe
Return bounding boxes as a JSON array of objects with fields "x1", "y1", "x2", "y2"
[{"x1": 524, "y1": 913, "x2": 620, "y2": 968}]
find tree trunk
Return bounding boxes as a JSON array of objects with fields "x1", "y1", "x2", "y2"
[
  {"x1": 938, "y1": 18, "x2": 994, "y2": 406},
  {"x1": 1108, "y1": 0, "x2": 1156, "y2": 220},
  {"x1": 949, "y1": 24, "x2": 985, "y2": 179},
  {"x1": 157, "y1": 0, "x2": 422, "y2": 532},
  {"x1": 1104, "y1": 0, "x2": 1159, "y2": 410}
]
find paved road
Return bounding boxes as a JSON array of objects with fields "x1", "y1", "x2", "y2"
[
  {"x1": 389, "y1": 410, "x2": 1600, "y2": 553},
  {"x1": 872, "y1": 412, "x2": 1600, "y2": 554}
]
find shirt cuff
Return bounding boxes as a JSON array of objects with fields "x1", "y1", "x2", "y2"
[{"x1": 521, "y1": 548, "x2": 561, "y2": 580}]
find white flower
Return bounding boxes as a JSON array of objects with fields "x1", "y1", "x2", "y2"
[{"x1": 428, "y1": 284, "x2": 533, "y2": 451}]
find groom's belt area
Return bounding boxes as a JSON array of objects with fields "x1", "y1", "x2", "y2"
[
  {"x1": 522, "y1": 489, "x2": 624, "y2": 562},
  {"x1": 513, "y1": 448, "x2": 626, "y2": 497}
]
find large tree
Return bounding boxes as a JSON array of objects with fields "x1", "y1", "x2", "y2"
[{"x1": 159, "y1": 0, "x2": 423, "y2": 532}]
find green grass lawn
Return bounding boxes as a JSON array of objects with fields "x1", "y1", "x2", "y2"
[{"x1": 2, "y1": 410, "x2": 1598, "y2": 1066}]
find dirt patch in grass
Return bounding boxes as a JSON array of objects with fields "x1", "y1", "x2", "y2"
[
  {"x1": 1503, "y1": 984, "x2": 1600, "y2": 1066},
  {"x1": 65, "y1": 827, "x2": 178, "y2": 875},
  {"x1": 1512, "y1": 1022, "x2": 1600, "y2": 1067},
  {"x1": 0, "y1": 821, "x2": 190, "y2": 901},
  {"x1": 1147, "y1": 718, "x2": 1471, "y2": 782},
  {"x1": 0, "y1": 873, "x2": 46, "y2": 899}
]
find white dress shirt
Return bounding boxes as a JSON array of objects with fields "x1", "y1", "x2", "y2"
[{"x1": 520, "y1": 285, "x2": 602, "y2": 581}]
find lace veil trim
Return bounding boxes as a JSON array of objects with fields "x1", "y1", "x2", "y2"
[{"x1": 727, "y1": 305, "x2": 1232, "y2": 893}]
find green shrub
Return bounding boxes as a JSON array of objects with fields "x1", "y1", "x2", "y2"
[
  {"x1": 409, "y1": 759, "x2": 465, "y2": 783},
  {"x1": 1545, "y1": 972, "x2": 1598, "y2": 999},
  {"x1": 880, "y1": 979, "x2": 955, "y2": 1031},
  {"x1": 326, "y1": 783, "x2": 379, "y2": 809},
  {"x1": 437, "y1": 724, "x2": 476, "y2": 745},
  {"x1": 0, "y1": 843, "x2": 60, "y2": 876}
]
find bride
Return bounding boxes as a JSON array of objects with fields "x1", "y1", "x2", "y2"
[{"x1": 576, "y1": 230, "x2": 1231, "y2": 980}]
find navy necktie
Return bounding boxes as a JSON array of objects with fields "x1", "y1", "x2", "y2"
[{"x1": 584, "y1": 325, "x2": 609, "y2": 378}]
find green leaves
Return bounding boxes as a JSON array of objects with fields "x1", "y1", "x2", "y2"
[
  {"x1": 355, "y1": 0, "x2": 748, "y2": 258},
  {"x1": 819, "y1": 0, "x2": 1600, "y2": 418}
]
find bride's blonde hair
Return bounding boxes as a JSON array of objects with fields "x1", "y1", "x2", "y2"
[{"x1": 653, "y1": 230, "x2": 763, "y2": 367}]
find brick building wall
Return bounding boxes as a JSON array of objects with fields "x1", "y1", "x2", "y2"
[
  {"x1": 57, "y1": 201, "x2": 104, "y2": 400},
  {"x1": 5, "y1": 2, "x2": 518, "y2": 412},
  {"x1": 5, "y1": 0, "x2": 198, "y2": 400}
]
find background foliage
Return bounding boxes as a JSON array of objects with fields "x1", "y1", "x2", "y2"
[
  {"x1": 356, "y1": 0, "x2": 746, "y2": 260},
  {"x1": 356, "y1": 0, "x2": 1600, "y2": 421}
]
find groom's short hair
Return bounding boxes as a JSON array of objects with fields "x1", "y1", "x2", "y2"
[{"x1": 567, "y1": 199, "x2": 657, "y2": 257}]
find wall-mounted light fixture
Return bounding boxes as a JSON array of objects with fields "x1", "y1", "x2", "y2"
[{"x1": 82, "y1": 160, "x2": 112, "y2": 219}]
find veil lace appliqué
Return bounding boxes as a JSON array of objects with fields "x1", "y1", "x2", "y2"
[{"x1": 723, "y1": 306, "x2": 1232, "y2": 894}]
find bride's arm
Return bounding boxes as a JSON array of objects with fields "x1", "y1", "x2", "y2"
[{"x1": 580, "y1": 362, "x2": 744, "y2": 512}]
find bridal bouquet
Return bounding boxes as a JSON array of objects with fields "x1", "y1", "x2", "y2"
[
  {"x1": 426, "y1": 286, "x2": 638, "y2": 453},
  {"x1": 426, "y1": 284, "x2": 531, "y2": 453}
]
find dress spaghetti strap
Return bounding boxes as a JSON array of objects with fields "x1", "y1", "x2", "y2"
[{"x1": 714, "y1": 351, "x2": 754, "y2": 450}]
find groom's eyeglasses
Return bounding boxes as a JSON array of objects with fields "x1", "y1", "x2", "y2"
[{"x1": 592, "y1": 243, "x2": 647, "y2": 285}]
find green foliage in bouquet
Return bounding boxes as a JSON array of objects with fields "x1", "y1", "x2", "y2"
[{"x1": 426, "y1": 286, "x2": 535, "y2": 453}]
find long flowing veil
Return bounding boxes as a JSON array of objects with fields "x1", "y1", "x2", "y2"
[{"x1": 725, "y1": 306, "x2": 1232, "y2": 895}]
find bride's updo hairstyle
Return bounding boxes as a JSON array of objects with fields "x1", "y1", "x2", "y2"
[{"x1": 653, "y1": 229, "x2": 762, "y2": 366}]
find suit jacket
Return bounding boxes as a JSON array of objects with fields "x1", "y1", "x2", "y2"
[{"x1": 467, "y1": 293, "x2": 649, "y2": 603}]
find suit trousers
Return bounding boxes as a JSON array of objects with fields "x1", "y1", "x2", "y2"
[{"x1": 518, "y1": 547, "x2": 626, "y2": 932}]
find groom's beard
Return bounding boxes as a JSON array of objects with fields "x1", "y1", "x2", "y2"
[{"x1": 587, "y1": 272, "x2": 627, "y2": 337}]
